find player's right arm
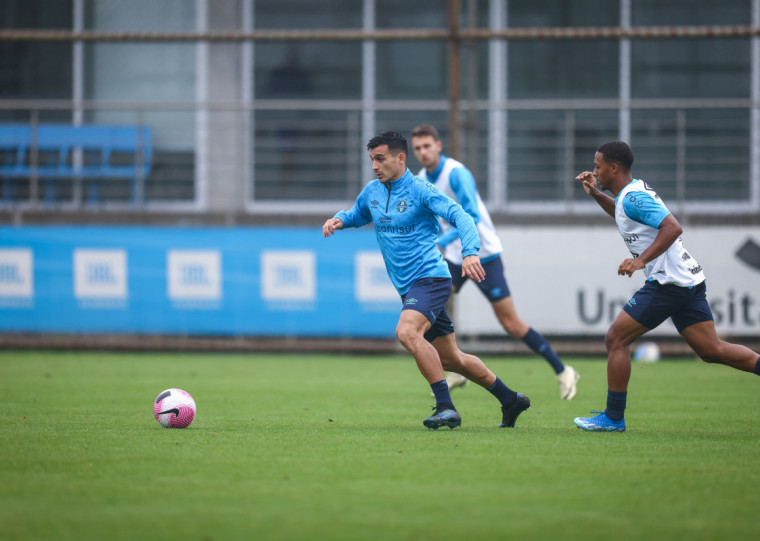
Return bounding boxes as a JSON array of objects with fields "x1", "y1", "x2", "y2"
[
  {"x1": 576, "y1": 171, "x2": 615, "y2": 217},
  {"x1": 324, "y1": 184, "x2": 373, "y2": 237},
  {"x1": 322, "y1": 218, "x2": 343, "y2": 237}
]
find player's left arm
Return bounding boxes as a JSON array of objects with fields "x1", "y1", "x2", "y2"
[
  {"x1": 618, "y1": 192, "x2": 683, "y2": 277},
  {"x1": 437, "y1": 168, "x2": 480, "y2": 249},
  {"x1": 449, "y1": 167, "x2": 481, "y2": 222},
  {"x1": 424, "y1": 183, "x2": 484, "y2": 282},
  {"x1": 618, "y1": 215, "x2": 682, "y2": 276}
]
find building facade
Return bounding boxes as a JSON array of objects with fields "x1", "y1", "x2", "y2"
[{"x1": 1, "y1": 0, "x2": 758, "y2": 220}]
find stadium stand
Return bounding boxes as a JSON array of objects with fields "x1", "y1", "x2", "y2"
[{"x1": 0, "y1": 123, "x2": 152, "y2": 205}]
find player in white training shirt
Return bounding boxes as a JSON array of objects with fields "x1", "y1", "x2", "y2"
[
  {"x1": 574, "y1": 141, "x2": 760, "y2": 432},
  {"x1": 411, "y1": 124, "x2": 579, "y2": 400}
]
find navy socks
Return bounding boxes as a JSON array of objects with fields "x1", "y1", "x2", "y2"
[
  {"x1": 488, "y1": 377, "x2": 518, "y2": 408},
  {"x1": 434, "y1": 377, "x2": 517, "y2": 411},
  {"x1": 522, "y1": 328, "x2": 565, "y2": 375},
  {"x1": 605, "y1": 390, "x2": 627, "y2": 421},
  {"x1": 430, "y1": 379, "x2": 455, "y2": 410},
  {"x1": 601, "y1": 356, "x2": 760, "y2": 420}
]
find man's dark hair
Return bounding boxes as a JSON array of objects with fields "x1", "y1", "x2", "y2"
[
  {"x1": 367, "y1": 131, "x2": 408, "y2": 155},
  {"x1": 410, "y1": 124, "x2": 440, "y2": 141},
  {"x1": 597, "y1": 141, "x2": 634, "y2": 171}
]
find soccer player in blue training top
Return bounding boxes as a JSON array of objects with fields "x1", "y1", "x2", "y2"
[
  {"x1": 323, "y1": 131, "x2": 530, "y2": 430},
  {"x1": 411, "y1": 124, "x2": 579, "y2": 400},
  {"x1": 574, "y1": 141, "x2": 760, "y2": 432}
]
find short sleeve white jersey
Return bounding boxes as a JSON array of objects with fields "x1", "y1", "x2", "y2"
[
  {"x1": 417, "y1": 156, "x2": 503, "y2": 265},
  {"x1": 615, "y1": 179, "x2": 705, "y2": 286}
]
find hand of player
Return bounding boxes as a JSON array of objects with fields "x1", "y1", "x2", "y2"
[
  {"x1": 461, "y1": 254, "x2": 485, "y2": 283},
  {"x1": 575, "y1": 171, "x2": 598, "y2": 196},
  {"x1": 322, "y1": 218, "x2": 343, "y2": 238},
  {"x1": 618, "y1": 257, "x2": 645, "y2": 277}
]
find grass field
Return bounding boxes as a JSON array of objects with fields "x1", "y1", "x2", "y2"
[{"x1": 1, "y1": 350, "x2": 758, "y2": 541}]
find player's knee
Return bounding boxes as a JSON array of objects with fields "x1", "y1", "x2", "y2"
[
  {"x1": 394, "y1": 324, "x2": 407, "y2": 342},
  {"x1": 395, "y1": 324, "x2": 419, "y2": 347},
  {"x1": 604, "y1": 328, "x2": 627, "y2": 352},
  {"x1": 604, "y1": 328, "x2": 614, "y2": 351}
]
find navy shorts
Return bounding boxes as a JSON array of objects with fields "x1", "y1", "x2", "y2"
[
  {"x1": 401, "y1": 277, "x2": 455, "y2": 342},
  {"x1": 447, "y1": 256, "x2": 511, "y2": 303},
  {"x1": 623, "y1": 280, "x2": 714, "y2": 333}
]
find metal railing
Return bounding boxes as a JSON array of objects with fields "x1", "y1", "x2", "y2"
[{"x1": 1, "y1": 99, "x2": 756, "y2": 219}]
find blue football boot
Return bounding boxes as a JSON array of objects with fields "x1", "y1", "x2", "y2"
[
  {"x1": 423, "y1": 406, "x2": 462, "y2": 430},
  {"x1": 574, "y1": 411, "x2": 626, "y2": 432}
]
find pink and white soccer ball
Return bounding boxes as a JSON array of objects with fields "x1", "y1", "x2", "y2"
[{"x1": 153, "y1": 388, "x2": 196, "y2": 428}]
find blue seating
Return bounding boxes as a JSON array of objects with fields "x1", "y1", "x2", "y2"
[{"x1": 0, "y1": 123, "x2": 153, "y2": 205}]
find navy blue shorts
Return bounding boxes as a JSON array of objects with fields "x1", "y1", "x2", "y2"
[
  {"x1": 447, "y1": 256, "x2": 511, "y2": 303},
  {"x1": 623, "y1": 280, "x2": 714, "y2": 333},
  {"x1": 401, "y1": 277, "x2": 455, "y2": 342}
]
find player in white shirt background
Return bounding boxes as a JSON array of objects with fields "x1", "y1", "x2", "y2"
[{"x1": 410, "y1": 124, "x2": 580, "y2": 400}]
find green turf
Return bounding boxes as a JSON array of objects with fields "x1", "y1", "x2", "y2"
[{"x1": 1, "y1": 350, "x2": 758, "y2": 541}]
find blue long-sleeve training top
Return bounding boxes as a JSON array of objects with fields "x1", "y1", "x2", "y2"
[{"x1": 334, "y1": 168, "x2": 481, "y2": 295}]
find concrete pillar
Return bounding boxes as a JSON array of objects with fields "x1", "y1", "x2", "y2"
[{"x1": 205, "y1": 1, "x2": 245, "y2": 213}]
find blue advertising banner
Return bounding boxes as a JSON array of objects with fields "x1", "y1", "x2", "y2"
[{"x1": 0, "y1": 226, "x2": 401, "y2": 337}]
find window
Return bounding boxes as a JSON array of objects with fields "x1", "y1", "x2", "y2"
[
  {"x1": 0, "y1": 0, "x2": 73, "y2": 113},
  {"x1": 508, "y1": 0, "x2": 619, "y2": 100}
]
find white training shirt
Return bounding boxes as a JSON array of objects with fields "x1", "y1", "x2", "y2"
[
  {"x1": 615, "y1": 179, "x2": 705, "y2": 286},
  {"x1": 417, "y1": 156, "x2": 503, "y2": 265}
]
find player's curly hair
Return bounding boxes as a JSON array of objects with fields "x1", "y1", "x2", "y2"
[
  {"x1": 367, "y1": 131, "x2": 408, "y2": 156},
  {"x1": 597, "y1": 141, "x2": 634, "y2": 171}
]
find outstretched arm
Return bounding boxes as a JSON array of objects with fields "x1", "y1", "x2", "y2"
[
  {"x1": 322, "y1": 218, "x2": 344, "y2": 238},
  {"x1": 576, "y1": 171, "x2": 616, "y2": 218},
  {"x1": 324, "y1": 187, "x2": 372, "y2": 237}
]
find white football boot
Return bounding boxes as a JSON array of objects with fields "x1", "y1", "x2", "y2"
[
  {"x1": 557, "y1": 365, "x2": 580, "y2": 400},
  {"x1": 446, "y1": 371, "x2": 469, "y2": 391}
]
